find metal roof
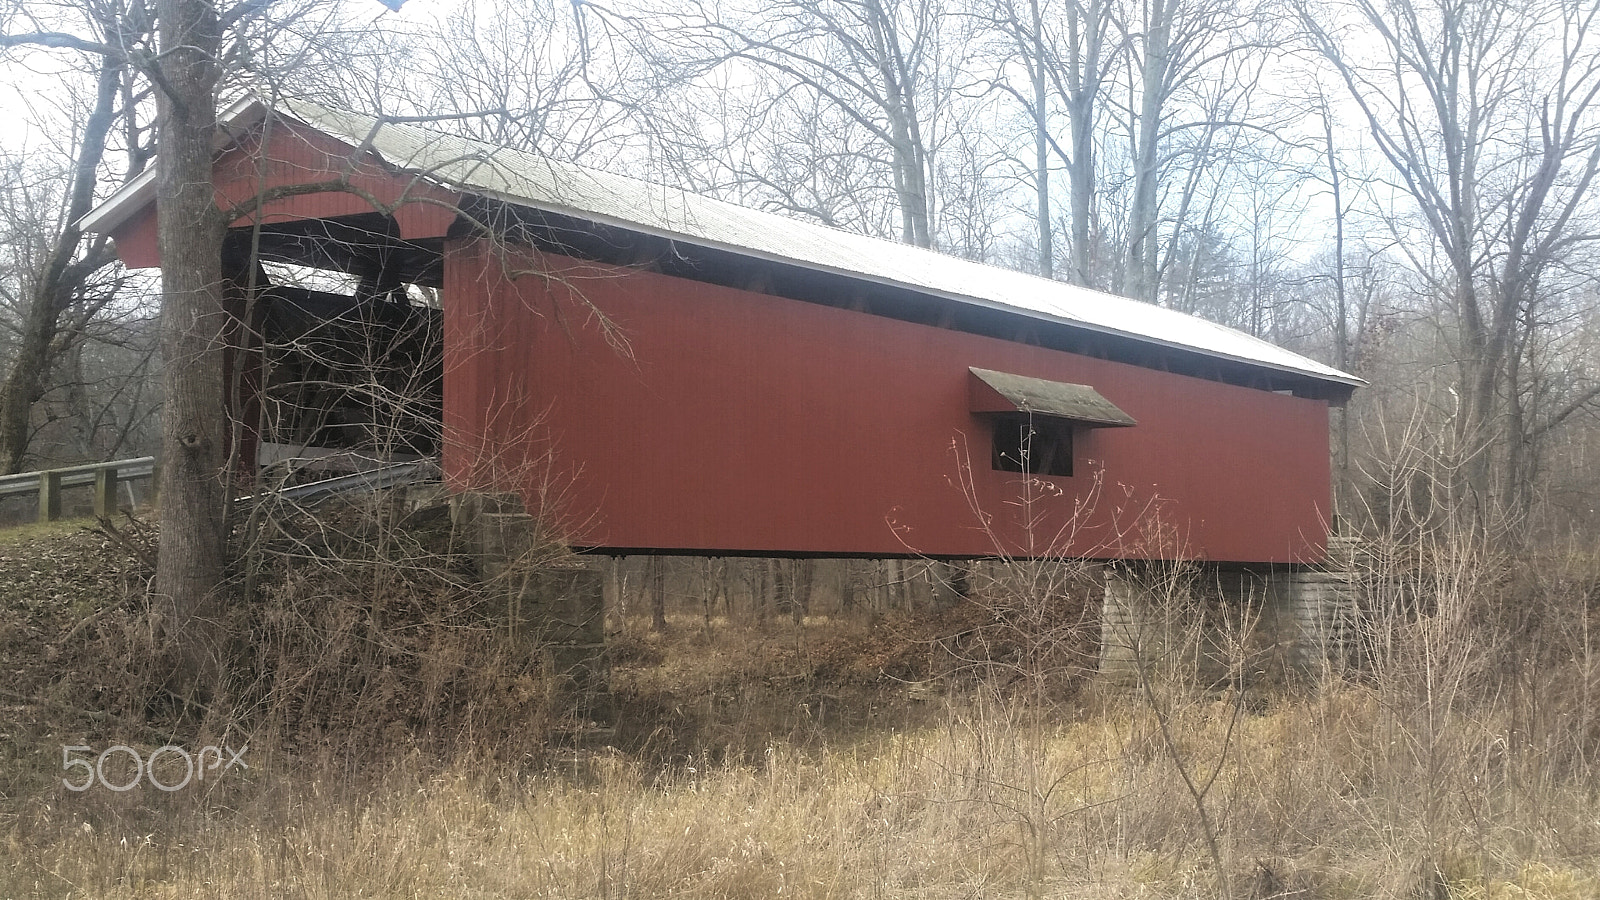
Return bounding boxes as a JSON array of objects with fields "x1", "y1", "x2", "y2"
[
  {"x1": 969, "y1": 368, "x2": 1137, "y2": 427},
  {"x1": 81, "y1": 97, "x2": 1362, "y2": 390}
]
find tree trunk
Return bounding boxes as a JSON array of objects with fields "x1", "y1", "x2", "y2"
[
  {"x1": 152, "y1": 0, "x2": 229, "y2": 701},
  {"x1": 756, "y1": 559, "x2": 775, "y2": 628},
  {"x1": 647, "y1": 555, "x2": 667, "y2": 631},
  {"x1": 1124, "y1": 0, "x2": 1171, "y2": 303},
  {"x1": 1321, "y1": 100, "x2": 1351, "y2": 482},
  {"x1": 1063, "y1": 0, "x2": 1104, "y2": 288},
  {"x1": 0, "y1": 299, "x2": 58, "y2": 473},
  {"x1": 884, "y1": 558, "x2": 903, "y2": 610},
  {"x1": 1030, "y1": 0, "x2": 1052, "y2": 279},
  {"x1": 865, "y1": 0, "x2": 931, "y2": 248},
  {"x1": 788, "y1": 558, "x2": 814, "y2": 626}
]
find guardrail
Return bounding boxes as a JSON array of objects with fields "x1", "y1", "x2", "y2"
[
  {"x1": 0, "y1": 456, "x2": 157, "y2": 522},
  {"x1": 241, "y1": 458, "x2": 440, "y2": 504}
]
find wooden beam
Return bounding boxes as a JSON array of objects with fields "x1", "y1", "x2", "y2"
[
  {"x1": 93, "y1": 466, "x2": 118, "y2": 518},
  {"x1": 38, "y1": 471, "x2": 62, "y2": 523}
]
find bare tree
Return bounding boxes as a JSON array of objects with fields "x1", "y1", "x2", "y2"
[
  {"x1": 1302, "y1": 0, "x2": 1600, "y2": 522},
  {"x1": 1111, "y1": 0, "x2": 1279, "y2": 303},
  {"x1": 618, "y1": 0, "x2": 954, "y2": 248},
  {"x1": 973, "y1": 0, "x2": 1283, "y2": 300},
  {"x1": 52, "y1": 311, "x2": 162, "y2": 461},
  {"x1": 0, "y1": 150, "x2": 156, "y2": 469},
  {"x1": 0, "y1": 3, "x2": 147, "y2": 474},
  {"x1": 401, "y1": 0, "x2": 644, "y2": 162},
  {"x1": 977, "y1": 0, "x2": 1119, "y2": 282}
]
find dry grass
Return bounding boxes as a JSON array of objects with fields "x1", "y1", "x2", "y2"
[
  {"x1": 5, "y1": 511, "x2": 1600, "y2": 898},
  {"x1": 4, "y1": 678, "x2": 1599, "y2": 899}
]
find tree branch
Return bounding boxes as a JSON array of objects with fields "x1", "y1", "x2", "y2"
[{"x1": 0, "y1": 31, "x2": 125, "y2": 60}]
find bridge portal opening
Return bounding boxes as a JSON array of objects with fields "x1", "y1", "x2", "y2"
[{"x1": 226, "y1": 213, "x2": 445, "y2": 480}]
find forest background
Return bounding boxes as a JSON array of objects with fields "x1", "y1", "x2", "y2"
[{"x1": 0, "y1": 0, "x2": 1597, "y2": 538}]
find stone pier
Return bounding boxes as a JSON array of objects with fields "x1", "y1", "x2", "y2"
[
  {"x1": 1283, "y1": 534, "x2": 1363, "y2": 673},
  {"x1": 1100, "y1": 536, "x2": 1364, "y2": 684},
  {"x1": 458, "y1": 493, "x2": 612, "y2": 724}
]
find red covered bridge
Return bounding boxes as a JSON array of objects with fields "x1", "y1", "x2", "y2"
[{"x1": 82, "y1": 98, "x2": 1360, "y2": 567}]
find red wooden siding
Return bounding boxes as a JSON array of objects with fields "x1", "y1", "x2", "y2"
[
  {"x1": 443, "y1": 241, "x2": 1332, "y2": 563},
  {"x1": 110, "y1": 204, "x2": 160, "y2": 269},
  {"x1": 210, "y1": 122, "x2": 460, "y2": 238},
  {"x1": 109, "y1": 120, "x2": 459, "y2": 269}
]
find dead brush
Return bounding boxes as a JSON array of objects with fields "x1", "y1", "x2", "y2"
[{"x1": 223, "y1": 489, "x2": 571, "y2": 765}]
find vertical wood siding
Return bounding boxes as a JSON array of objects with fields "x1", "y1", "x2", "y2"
[{"x1": 443, "y1": 242, "x2": 1332, "y2": 563}]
